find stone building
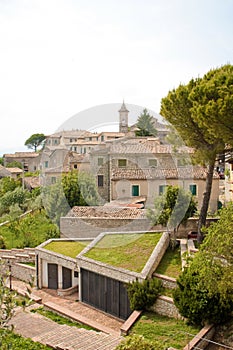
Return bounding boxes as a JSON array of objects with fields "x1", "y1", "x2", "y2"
[{"x1": 89, "y1": 136, "x2": 220, "y2": 212}]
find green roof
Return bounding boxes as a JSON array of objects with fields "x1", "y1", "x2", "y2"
[
  {"x1": 84, "y1": 233, "x2": 162, "y2": 272},
  {"x1": 44, "y1": 241, "x2": 89, "y2": 259}
]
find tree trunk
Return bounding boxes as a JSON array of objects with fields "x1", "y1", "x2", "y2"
[{"x1": 197, "y1": 158, "x2": 215, "y2": 243}]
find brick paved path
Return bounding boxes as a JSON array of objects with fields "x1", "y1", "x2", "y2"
[
  {"x1": 11, "y1": 278, "x2": 123, "y2": 335},
  {"x1": 10, "y1": 306, "x2": 123, "y2": 350}
]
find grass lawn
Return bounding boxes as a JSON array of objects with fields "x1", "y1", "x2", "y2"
[
  {"x1": 0, "y1": 210, "x2": 58, "y2": 249},
  {"x1": 84, "y1": 233, "x2": 162, "y2": 273},
  {"x1": 131, "y1": 312, "x2": 201, "y2": 349},
  {"x1": 31, "y1": 307, "x2": 96, "y2": 331},
  {"x1": 0, "y1": 329, "x2": 50, "y2": 349},
  {"x1": 44, "y1": 240, "x2": 90, "y2": 258},
  {"x1": 155, "y1": 246, "x2": 181, "y2": 278}
]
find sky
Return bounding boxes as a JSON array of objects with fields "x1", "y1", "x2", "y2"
[{"x1": 0, "y1": 0, "x2": 233, "y2": 155}]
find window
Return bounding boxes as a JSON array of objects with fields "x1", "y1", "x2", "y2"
[
  {"x1": 74, "y1": 146, "x2": 77, "y2": 152},
  {"x1": 84, "y1": 148, "x2": 86, "y2": 154},
  {"x1": 132, "y1": 185, "x2": 139, "y2": 196},
  {"x1": 189, "y1": 184, "x2": 197, "y2": 196},
  {"x1": 118, "y1": 159, "x2": 127, "y2": 167},
  {"x1": 54, "y1": 139, "x2": 58, "y2": 145},
  {"x1": 73, "y1": 164, "x2": 78, "y2": 169},
  {"x1": 98, "y1": 158, "x2": 104, "y2": 166},
  {"x1": 70, "y1": 138, "x2": 73, "y2": 143},
  {"x1": 98, "y1": 175, "x2": 104, "y2": 187},
  {"x1": 44, "y1": 161, "x2": 48, "y2": 168},
  {"x1": 74, "y1": 271, "x2": 79, "y2": 278},
  {"x1": 149, "y1": 159, "x2": 157, "y2": 167},
  {"x1": 159, "y1": 185, "x2": 167, "y2": 195},
  {"x1": 51, "y1": 177, "x2": 56, "y2": 184}
]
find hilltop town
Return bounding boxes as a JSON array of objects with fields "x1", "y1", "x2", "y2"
[{"x1": 0, "y1": 99, "x2": 233, "y2": 350}]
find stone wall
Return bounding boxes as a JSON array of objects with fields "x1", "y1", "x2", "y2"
[
  {"x1": 12, "y1": 263, "x2": 35, "y2": 284},
  {"x1": 142, "y1": 232, "x2": 170, "y2": 278},
  {"x1": 150, "y1": 295, "x2": 182, "y2": 319},
  {"x1": 0, "y1": 247, "x2": 36, "y2": 284},
  {"x1": 60, "y1": 216, "x2": 218, "y2": 239},
  {"x1": 154, "y1": 273, "x2": 177, "y2": 289},
  {"x1": 60, "y1": 217, "x2": 153, "y2": 238}
]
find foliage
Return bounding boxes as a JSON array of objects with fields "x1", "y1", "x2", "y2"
[
  {"x1": 5, "y1": 161, "x2": 23, "y2": 169},
  {"x1": 0, "y1": 210, "x2": 59, "y2": 249},
  {"x1": 135, "y1": 108, "x2": 157, "y2": 137},
  {"x1": 0, "y1": 269, "x2": 17, "y2": 331},
  {"x1": 126, "y1": 278, "x2": 162, "y2": 311},
  {"x1": 0, "y1": 157, "x2": 3, "y2": 165},
  {"x1": 147, "y1": 185, "x2": 197, "y2": 233},
  {"x1": 0, "y1": 177, "x2": 21, "y2": 196},
  {"x1": 0, "y1": 235, "x2": 6, "y2": 248},
  {"x1": 116, "y1": 334, "x2": 156, "y2": 350},
  {"x1": 0, "y1": 329, "x2": 50, "y2": 349},
  {"x1": 0, "y1": 187, "x2": 29, "y2": 216},
  {"x1": 24, "y1": 133, "x2": 46, "y2": 152},
  {"x1": 173, "y1": 202, "x2": 233, "y2": 325},
  {"x1": 62, "y1": 171, "x2": 100, "y2": 207},
  {"x1": 41, "y1": 181, "x2": 70, "y2": 226},
  {"x1": 160, "y1": 64, "x2": 233, "y2": 240}
]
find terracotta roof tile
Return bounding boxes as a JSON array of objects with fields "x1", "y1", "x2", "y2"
[
  {"x1": 111, "y1": 166, "x2": 219, "y2": 180},
  {"x1": 69, "y1": 206, "x2": 145, "y2": 219}
]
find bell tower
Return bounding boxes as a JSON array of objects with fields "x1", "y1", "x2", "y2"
[{"x1": 119, "y1": 100, "x2": 129, "y2": 133}]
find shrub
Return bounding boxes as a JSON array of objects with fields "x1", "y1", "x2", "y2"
[
  {"x1": 0, "y1": 235, "x2": 6, "y2": 249},
  {"x1": 126, "y1": 278, "x2": 162, "y2": 311},
  {"x1": 173, "y1": 266, "x2": 233, "y2": 325},
  {"x1": 115, "y1": 334, "x2": 156, "y2": 350}
]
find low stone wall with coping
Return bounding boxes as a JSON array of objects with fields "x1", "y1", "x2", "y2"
[
  {"x1": 183, "y1": 325, "x2": 215, "y2": 350},
  {"x1": 153, "y1": 273, "x2": 177, "y2": 289},
  {"x1": 150, "y1": 295, "x2": 182, "y2": 319}
]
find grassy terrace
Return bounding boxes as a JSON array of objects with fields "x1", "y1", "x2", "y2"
[
  {"x1": 155, "y1": 246, "x2": 181, "y2": 278},
  {"x1": 44, "y1": 241, "x2": 90, "y2": 259},
  {"x1": 84, "y1": 233, "x2": 162, "y2": 273},
  {"x1": 131, "y1": 312, "x2": 201, "y2": 349}
]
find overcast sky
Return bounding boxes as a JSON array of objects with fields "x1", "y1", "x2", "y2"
[{"x1": 0, "y1": 0, "x2": 233, "y2": 155}]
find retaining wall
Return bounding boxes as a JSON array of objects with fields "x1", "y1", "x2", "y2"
[{"x1": 150, "y1": 295, "x2": 182, "y2": 319}]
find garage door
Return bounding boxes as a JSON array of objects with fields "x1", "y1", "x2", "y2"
[
  {"x1": 81, "y1": 269, "x2": 131, "y2": 320},
  {"x1": 62, "y1": 267, "x2": 72, "y2": 289},
  {"x1": 48, "y1": 263, "x2": 58, "y2": 289}
]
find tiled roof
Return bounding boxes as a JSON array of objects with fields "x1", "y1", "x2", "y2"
[
  {"x1": 92, "y1": 137, "x2": 193, "y2": 155},
  {"x1": 4, "y1": 152, "x2": 39, "y2": 158},
  {"x1": 6, "y1": 167, "x2": 23, "y2": 173},
  {"x1": 69, "y1": 206, "x2": 145, "y2": 219},
  {"x1": 111, "y1": 166, "x2": 219, "y2": 180},
  {"x1": 24, "y1": 176, "x2": 40, "y2": 188}
]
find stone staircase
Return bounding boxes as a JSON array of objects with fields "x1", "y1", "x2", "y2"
[{"x1": 9, "y1": 307, "x2": 123, "y2": 350}]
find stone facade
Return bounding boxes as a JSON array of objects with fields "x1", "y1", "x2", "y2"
[{"x1": 150, "y1": 295, "x2": 182, "y2": 319}]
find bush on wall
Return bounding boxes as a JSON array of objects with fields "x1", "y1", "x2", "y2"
[{"x1": 126, "y1": 278, "x2": 162, "y2": 311}]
